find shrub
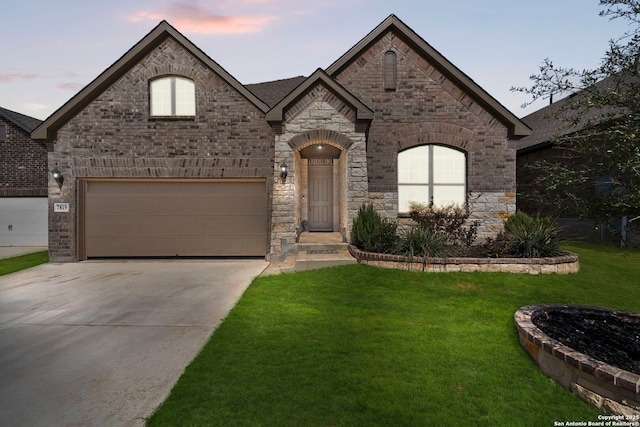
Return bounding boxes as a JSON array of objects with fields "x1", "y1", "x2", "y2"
[
  {"x1": 503, "y1": 211, "x2": 564, "y2": 258},
  {"x1": 395, "y1": 225, "x2": 448, "y2": 264},
  {"x1": 378, "y1": 217, "x2": 398, "y2": 254},
  {"x1": 475, "y1": 236, "x2": 510, "y2": 258},
  {"x1": 351, "y1": 204, "x2": 397, "y2": 253},
  {"x1": 408, "y1": 201, "x2": 479, "y2": 255}
]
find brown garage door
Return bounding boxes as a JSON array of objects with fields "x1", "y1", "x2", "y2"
[{"x1": 81, "y1": 180, "x2": 268, "y2": 258}]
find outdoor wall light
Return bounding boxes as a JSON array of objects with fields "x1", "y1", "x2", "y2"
[
  {"x1": 51, "y1": 167, "x2": 64, "y2": 188},
  {"x1": 279, "y1": 161, "x2": 288, "y2": 184}
]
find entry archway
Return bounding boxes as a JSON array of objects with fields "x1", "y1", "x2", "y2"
[{"x1": 295, "y1": 140, "x2": 345, "y2": 234}]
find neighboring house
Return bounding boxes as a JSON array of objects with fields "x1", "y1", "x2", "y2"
[
  {"x1": 517, "y1": 100, "x2": 574, "y2": 215},
  {"x1": 0, "y1": 107, "x2": 47, "y2": 246},
  {"x1": 33, "y1": 15, "x2": 530, "y2": 262},
  {"x1": 516, "y1": 81, "x2": 638, "y2": 246}
]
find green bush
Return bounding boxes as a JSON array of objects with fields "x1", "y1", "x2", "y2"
[
  {"x1": 408, "y1": 201, "x2": 479, "y2": 255},
  {"x1": 477, "y1": 237, "x2": 510, "y2": 258},
  {"x1": 394, "y1": 226, "x2": 447, "y2": 260},
  {"x1": 378, "y1": 217, "x2": 398, "y2": 254},
  {"x1": 351, "y1": 204, "x2": 397, "y2": 253},
  {"x1": 503, "y1": 211, "x2": 564, "y2": 258}
]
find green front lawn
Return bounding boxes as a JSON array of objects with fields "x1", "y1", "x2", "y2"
[
  {"x1": 0, "y1": 251, "x2": 48, "y2": 276},
  {"x1": 147, "y1": 243, "x2": 640, "y2": 426}
]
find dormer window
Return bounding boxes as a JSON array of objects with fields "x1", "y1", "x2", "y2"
[{"x1": 150, "y1": 76, "x2": 195, "y2": 116}]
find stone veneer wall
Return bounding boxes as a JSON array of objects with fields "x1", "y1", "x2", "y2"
[
  {"x1": 48, "y1": 38, "x2": 274, "y2": 261},
  {"x1": 368, "y1": 191, "x2": 515, "y2": 241},
  {"x1": 270, "y1": 84, "x2": 368, "y2": 258},
  {"x1": 468, "y1": 191, "x2": 516, "y2": 240}
]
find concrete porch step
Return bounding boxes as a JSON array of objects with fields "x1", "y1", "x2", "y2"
[
  {"x1": 262, "y1": 232, "x2": 356, "y2": 275},
  {"x1": 293, "y1": 246, "x2": 356, "y2": 272},
  {"x1": 296, "y1": 243, "x2": 348, "y2": 252}
]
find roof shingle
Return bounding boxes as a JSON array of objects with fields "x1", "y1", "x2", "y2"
[
  {"x1": 245, "y1": 76, "x2": 307, "y2": 108},
  {"x1": 517, "y1": 75, "x2": 625, "y2": 153},
  {"x1": 0, "y1": 106, "x2": 42, "y2": 134}
]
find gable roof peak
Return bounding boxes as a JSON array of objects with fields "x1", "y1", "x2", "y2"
[
  {"x1": 33, "y1": 19, "x2": 269, "y2": 141},
  {"x1": 326, "y1": 14, "x2": 530, "y2": 139},
  {"x1": 265, "y1": 68, "x2": 373, "y2": 124}
]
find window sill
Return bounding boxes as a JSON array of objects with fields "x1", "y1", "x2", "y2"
[{"x1": 149, "y1": 116, "x2": 195, "y2": 121}]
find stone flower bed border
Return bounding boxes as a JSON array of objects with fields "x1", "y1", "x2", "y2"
[
  {"x1": 515, "y1": 305, "x2": 640, "y2": 416},
  {"x1": 348, "y1": 245, "x2": 579, "y2": 274}
]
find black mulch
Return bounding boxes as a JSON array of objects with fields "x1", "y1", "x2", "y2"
[{"x1": 533, "y1": 308, "x2": 640, "y2": 375}]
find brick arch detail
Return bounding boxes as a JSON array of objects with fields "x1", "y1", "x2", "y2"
[
  {"x1": 288, "y1": 130, "x2": 354, "y2": 152},
  {"x1": 392, "y1": 122, "x2": 475, "y2": 153},
  {"x1": 142, "y1": 64, "x2": 203, "y2": 82}
]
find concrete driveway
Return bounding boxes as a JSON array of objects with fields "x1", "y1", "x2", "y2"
[{"x1": 0, "y1": 259, "x2": 267, "y2": 427}]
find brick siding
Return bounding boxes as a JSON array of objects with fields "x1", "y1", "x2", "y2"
[
  {"x1": 49, "y1": 38, "x2": 274, "y2": 261},
  {"x1": 47, "y1": 25, "x2": 519, "y2": 260},
  {"x1": 333, "y1": 31, "x2": 515, "y2": 195},
  {"x1": 0, "y1": 117, "x2": 48, "y2": 197}
]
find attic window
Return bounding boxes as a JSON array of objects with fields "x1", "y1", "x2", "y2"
[
  {"x1": 150, "y1": 76, "x2": 196, "y2": 116},
  {"x1": 384, "y1": 51, "x2": 397, "y2": 91}
]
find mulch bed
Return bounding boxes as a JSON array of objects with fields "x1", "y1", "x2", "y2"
[{"x1": 533, "y1": 308, "x2": 640, "y2": 375}]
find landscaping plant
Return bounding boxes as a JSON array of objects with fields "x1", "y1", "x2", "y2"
[
  {"x1": 408, "y1": 201, "x2": 479, "y2": 255},
  {"x1": 503, "y1": 211, "x2": 564, "y2": 258},
  {"x1": 394, "y1": 224, "x2": 448, "y2": 261},
  {"x1": 351, "y1": 203, "x2": 397, "y2": 253},
  {"x1": 352, "y1": 204, "x2": 565, "y2": 260}
]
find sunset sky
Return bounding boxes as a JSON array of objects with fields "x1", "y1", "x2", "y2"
[{"x1": 0, "y1": 0, "x2": 631, "y2": 120}]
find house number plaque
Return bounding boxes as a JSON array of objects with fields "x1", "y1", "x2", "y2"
[{"x1": 54, "y1": 203, "x2": 70, "y2": 212}]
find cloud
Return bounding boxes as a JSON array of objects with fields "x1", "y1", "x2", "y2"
[
  {"x1": 0, "y1": 73, "x2": 42, "y2": 83},
  {"x1": 127, "y1": 1, "x2": 277, "y2": 34},
  {"x1": 57, "y1": 82, "x2": 85, "y2": 91},
  {"x1": 22, "y1": 102, "x2": 49, "y2": 112}
]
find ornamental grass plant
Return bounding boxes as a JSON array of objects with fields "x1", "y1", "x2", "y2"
[{"x1": 502, "y1": 211, "x2": 564, "y2": 258}]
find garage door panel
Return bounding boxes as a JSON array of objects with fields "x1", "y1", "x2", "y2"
[
  {"x1": 87, "y1": 236, "x2": 266, "y2": 257},
  {"x1": 87, "y1": 193, "x2": 266, "y2": 216},
  {"x1": 87, "y1": 215, "x2": 266, "y2": 236},
  {"x1": 84, "y1": 181, "x2": 268, "y2": 258}
]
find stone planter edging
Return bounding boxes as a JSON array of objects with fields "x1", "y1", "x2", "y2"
[
  {"x1": 348, "y1": 245, "x2": 579, "y2": 274},
  {"x1": 515, "y1": 305, "x2": 640, "y2": 416}
]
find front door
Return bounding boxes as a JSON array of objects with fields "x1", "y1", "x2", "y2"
[{"x1": 308, "y1": 163, "x2": 333, "y2": 231}]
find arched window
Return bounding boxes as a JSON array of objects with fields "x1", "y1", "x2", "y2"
[
  {"x1": 384, "y1": 51, "x2": 397, "y2": 91},
  {"x1": 150, "y1": 76, "x2": 195, "y2": 116},
  {"x1": 397, "y1": 145, "x2": 466, "y2": 213}
]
